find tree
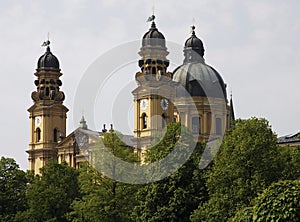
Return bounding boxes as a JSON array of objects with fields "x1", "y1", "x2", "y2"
[
  {"x1": 232, "y1": 180, "x2": 300, "y2": 221},
  {"x1": 230, "y1": 207, "x2": 253, "y2": 222},
  {"x1": 0, "y1": 157, "x2": 27, "y2": 222},
  {"x1": 191, "y1": 118, "x2": 282, "y2": 222},
  {"x1": 257, "y1": 180, "x2": 300, "y2": 221},
  {"x1": 67, "y1": 130, "x2": 139, "y2": 222},
  {"x1": 132, "y1": 123, "x2": 208, "y2": 222},
  {"x1": 16, "y1": 161, "x2": 79, "y2": 222},
  {"x1": 278, "y1": 145, "x2": 300, "y2": 180}
]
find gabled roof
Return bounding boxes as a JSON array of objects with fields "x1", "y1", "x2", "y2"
[{"x1": 57, "y1": 127, "x2": 102, "y2": 148}]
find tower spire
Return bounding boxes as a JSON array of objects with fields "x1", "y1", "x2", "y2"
[{"x1": 27, "y1": 42, "x2": 68, "y2": 174}]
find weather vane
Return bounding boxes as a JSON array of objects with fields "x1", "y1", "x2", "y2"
[
  {"x1": 147, "y1": 14, "x2": 155, "y2": 22},
  {"x1": 41, "y1": 32, "x2": 50, "y2": 47},
  {"x1": 147, "y1": 4, "x2": 155, "y2": 22}
]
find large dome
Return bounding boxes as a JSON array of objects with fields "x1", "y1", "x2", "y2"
[
  {"x1": 142, "y1": 22, "x2": 165, "y2": 47},
  {"x1": 173, "y1": 62, "x2": 227, "y2": 99},
  {"x1": 173, "y1": 26, "x2": 226, "y2": 99},
  {"x1": 37, "y1": 46, "x2": 60, "y2": 70}
]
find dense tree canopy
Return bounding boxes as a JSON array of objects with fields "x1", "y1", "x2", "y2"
[
  {"x1": 3, "y1": 118, "x2": 300, "y2": 221},
  {"x1": 67, "y1": 130, "x2": 139, "y2": 222},
  {"x1": 253, "y1": 180, "x2": 300, "y2": 221},
  {"x1": 230, "y1": 207, "x2": 253, "y2": 222},
  {"x1": 132, "y1": 123, "x2": 208, "y2": 222},
  {"x1": 278, "y1": 145, "x2": 300, "y2": 180},
  {"x1": 191, "y1": 118, "x2": 282, "y2": 221},
  {"x1": 15, "y1": 161, "x2": 79, "y2": 222},
  {"x1": 232, "y1": 180, "x2": 300, "y2": 222},
  {"x1": 0, "y1": 157, "x2": 27, "y2": 222}
]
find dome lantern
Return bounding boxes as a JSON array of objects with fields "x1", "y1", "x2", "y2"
[{"x1": 183, "y1": 26, "x2": 205, "y2": 63}]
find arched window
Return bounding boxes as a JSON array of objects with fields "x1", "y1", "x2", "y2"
[
  {"x1": 192, "y1": 117, "x2": 201, "y2": 134},
  {"x1": 216, "y1": 118, "x2": 222, "y2": 135},
  {"x1": 46, "y1": 87, "x2": 50, "y2": 96},
  {"x1": 54, "y1": 128, "x2": 58, "y2": 142},
  {"x1": 152, "y1": 67, "x2": 156, "y2": 75},
  {"x1": 162, "y1": 113, "x2": 166, "y2": 128},
  {"x1": 173, "y1": 116, "x2": 177, "y2": 123},
  {"x1": 36, "y1": 128, "x2": 41, "y2": 142},
  {"x1": 142, "y1": 113, "x2": 147, "y2": 129}
]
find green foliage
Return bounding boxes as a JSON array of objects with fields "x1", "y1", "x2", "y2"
[
  {"x1": 102, "y1": 130, "x2": 138, "y2": 163},
  {"x1": 191, "y1": 118, "x2": 282, "y2": 222},
  {"x1": 0, "y1": 157, "x2": 27, "y2": 222},
  {"x1": 145, "y1": 122, "x2": 186, "y2": 162},
  {"x1": 132, "y1": 123, "x2": 208, "y2": 222},
  {"x1": 230, "y1": 207, "x2": 253, "y2": 222},
  {"x1": 90, "y1": 130, "x2": 139, "y2": 183},
  {"x1": 68, "y1": 163, "x2": 138, "y2": 222},
  {"x1": 253, "y1": 180, "x2": 300, "y2": 221},
  {"x1": 278, "y1": 145, "x2": 300, "y2": 180},
  {"x1": 4, "y1": 118, "x2": 300, "y2": 221},
  {"x1": 67, "y1": 130, "x2": 139, "y2": 222},
  {"x1": 16, "y1": 161, "x2": 79, "y2": 222},
  {"x1": 233, "y1": 180, "x2": 300, "y2": 221}
]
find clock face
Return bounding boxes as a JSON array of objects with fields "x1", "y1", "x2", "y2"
[
  {"x1": 161, "y1": 99, "x2": 169, "y2": 110},
  {"x1": 35, "y1": 116, "x2": 41, "y2": 127},
  {"x1": 140, "y1": 99, "x2": 148, "y2": 110}
]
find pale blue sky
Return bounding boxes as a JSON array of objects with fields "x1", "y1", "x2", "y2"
[{"x1": 0, "y1": 0, "x2": 299, "y2": 169}]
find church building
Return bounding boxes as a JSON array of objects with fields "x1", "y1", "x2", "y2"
[{"x1": 27, "y1": 16, "x2": 234, "y2": 173}]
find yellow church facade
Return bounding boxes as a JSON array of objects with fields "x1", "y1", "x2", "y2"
[{"x1": 27, "y1": 17, "x2": 234, "y2": 173}]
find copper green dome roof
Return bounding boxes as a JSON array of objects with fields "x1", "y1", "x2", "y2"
[{"x1": 37, "y1": 46, "x2": 60, "y2": 70}]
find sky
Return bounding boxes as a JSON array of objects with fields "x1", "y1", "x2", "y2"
[{"x1": 0, "y1": 0, "x2": 299, "y2": 170}]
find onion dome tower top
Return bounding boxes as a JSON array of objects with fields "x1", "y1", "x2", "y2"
[
  {"x1": 37, "y1": 40, "x2": 60, "y2": 71},
  {"x1": 31, "y1": 40, "x2": 65, "y2": 104},
  {"x1": 142, "y1": 15, "x2": 166, "y2": 48},
  {"x1": 184, "y1": 26, "x2": 205, "y2": 57},
  {"x1": 135, "y1": 15, "x2": 172, "y2": 85},
  {"x1": 183, "y1": 26, "x2": 205, "y2": 63},
  {"x1": 173, "y1": 26, "x2": 227, "y2": 98}
]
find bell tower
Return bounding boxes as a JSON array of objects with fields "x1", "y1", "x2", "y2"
[
  {"x1": 27, "y1": 41, "x2": 68, "y2": 173},
  {"x1": 132, "y1": 16, "x2": 175, "y2": 144}
]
